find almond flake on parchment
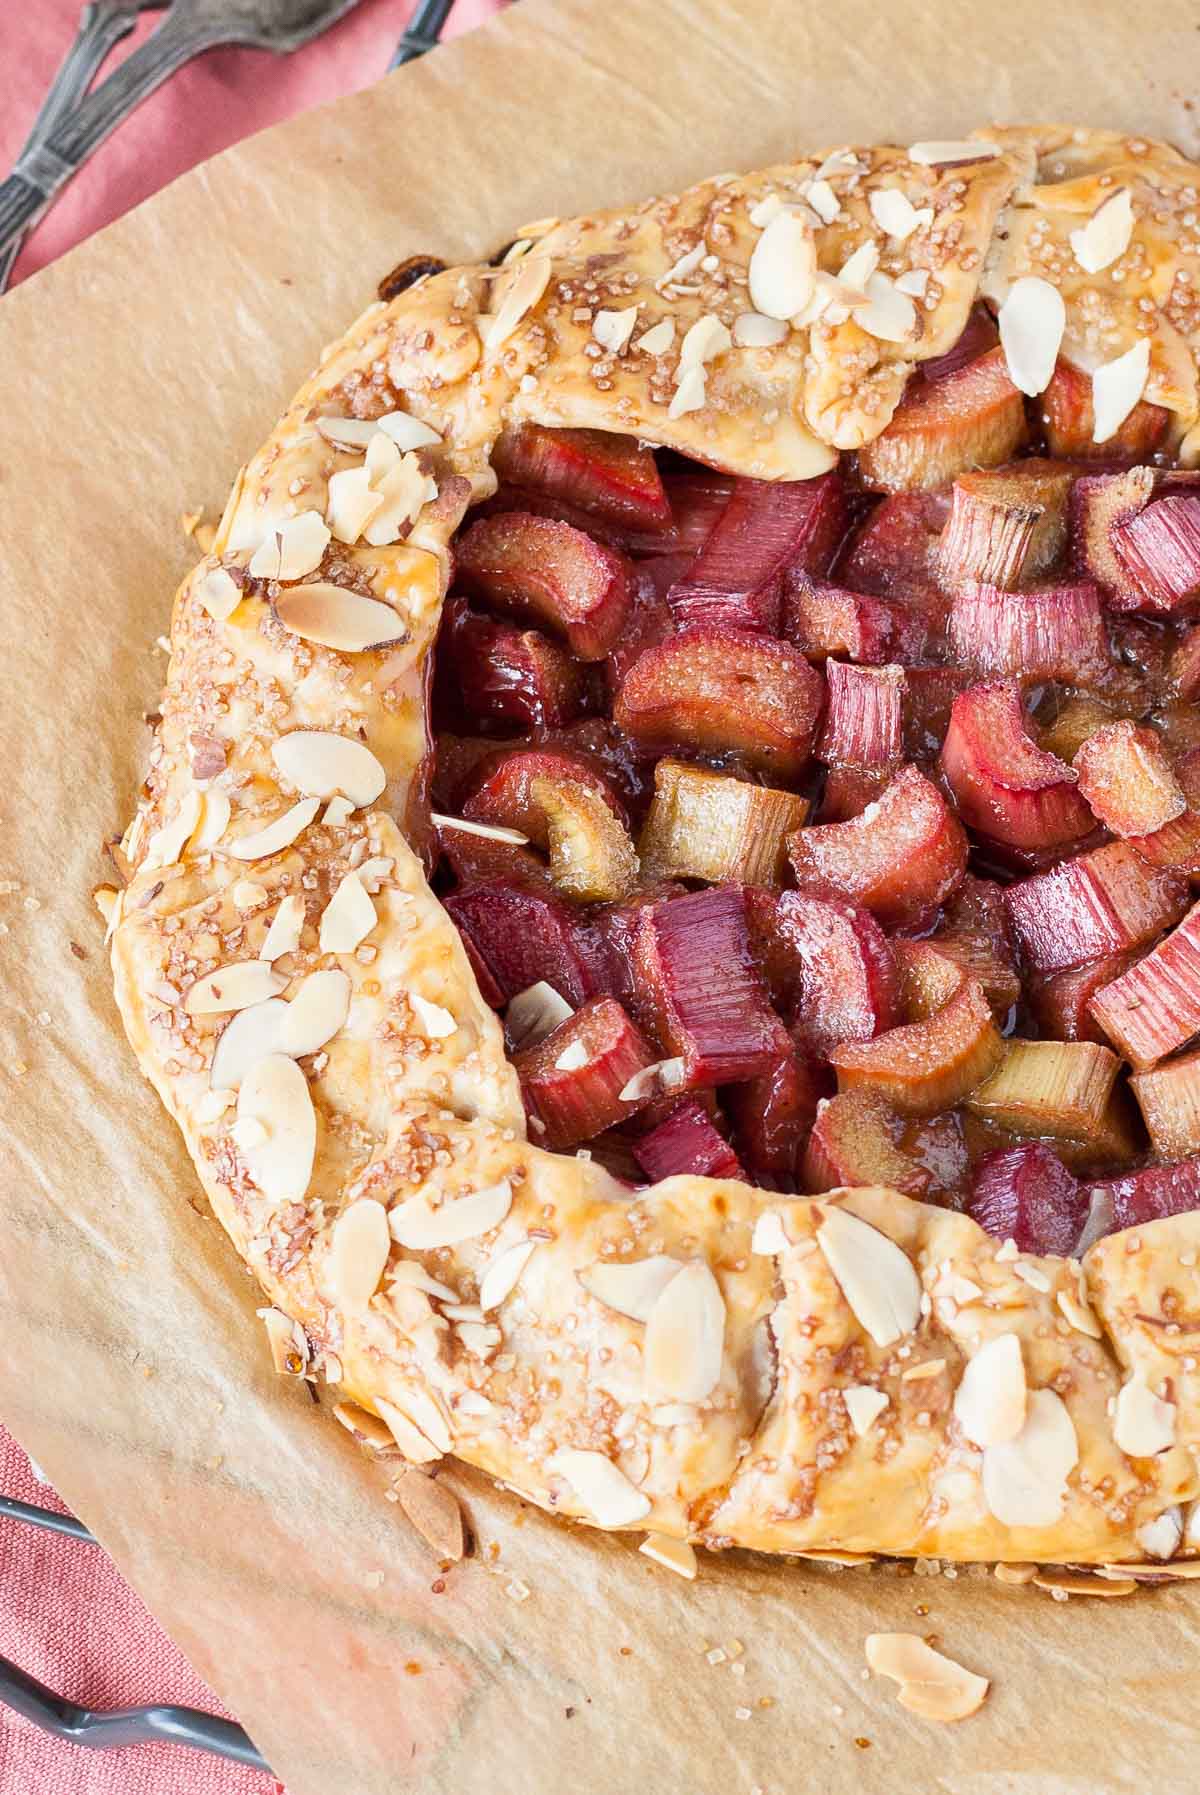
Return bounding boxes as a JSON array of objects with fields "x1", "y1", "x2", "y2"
[
  {"x1": 1033, "y1": 1570, "x2": 1135, "y2": 1598},
  {"x1": 319, "y1": 871, "x2": 376, "y2": 954},
  {"x1": 330, "y1": 1198, "x2": 391, "y2": 1311},
  {"x1": 864, "y1": 1633, "x2": 989, "y2": 1722},
  {"x1": 1070, "y1": 189, "x2": 1134, "y2": 274},
  {"x1": 998, "y1": 275, "x2": 1065, "y2": 396},
  {"x1": 549, "y1": 1449, "x2": 651, "y2": 1528},
  {"x1": 235, "y1": 1054, "x2": 316, "y2": 1203},
  {"x1": 639, "y1": 1533, "x2": 697, "y2": 1579},
  {"x1": 380, "y1": 1386, "x2": 452, "y2": 1456},
  {"x1": 816, "y1": 1206, "x2": 922, "y2": 1348},
  {"x1": 644, "y1": 1259, "x2": 725, "y2": 1404},
  {"x1": 389, "y1": 1182, "x2": 513, "y2": 1250},
  {"x1": 577, "y1": 1255, "x2": 682, "y2": 1322},
  {"x1": 277, "y1": 968, "x2": 352, "y2": 1057},
  {"x1": 993, "y1": 1561, "x2": 1038, "y2": 1584},
  {"x1": 333, "y1": 1402, "x2": 395, "y2": 1451},
  {"x1": 228, "y1": 797, "x2": 321, "y2": 862},
  {"x1": 374, "y1": 1400, "x2": 442, "y2": 1465},
  {"x1": 394, "y1": 1470, "x2": 465, "y2": 1559},
  {"x1": 1092, "y1": 337, "x2": 1151, "y2": 443},
  {"x1": 275, "y1": 583, "x2": 406, "y2": 653}
]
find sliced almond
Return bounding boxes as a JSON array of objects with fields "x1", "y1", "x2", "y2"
[
  {"x1": 655, "y1": 244, "x2": 705, "y2": 288},
  {"x1": 506, "y1": 981, "x2": 573, "y2": 1050},
  {"x1": 248, "y1": 511, "x2": 331, "y2": 581},
  {"x1": 366, "y1": 1397, "x2": 439, "y2": 1463},
  {"x1": 142, "y1": 789, "x2": 203, "y2": 871},
  {"x1": 908, "y1": 139, "x2": 999, "y2": 166},
  {"x1": 326, "y1": 465, "x2": 386, "y2": 544},
  {"x1": 364, "y1": 448, "x2": 438, "y2": 548},
  {"x1": 199, "y1": 566, "x2": 242, "y2": 621},
  {"x1": 853, "y1": 271, "x2": 918, "y2": 343},
  {"x1": 330, "y1": 1198, "x2": 391, "y2": 1310},
  {"x1": 816, "y1": 1206, "x2": 922, "y2": 1349},
  {"x1": 837, "y1": 240, "x2": 879, "y2": 292},
  {"x1": 185, "y1": 959, "x2": 286, "y2": 1015},
  {"x1": 1113, "y1": 1375, "x2": 1176, "y2": 1458},
  {"x1": 277, "y1": 968, "x2": 352, "y2": 1057},
  {"x1": 865, "y1": 1633, "x2": 989, "y2": 1722},
  {"x1": 592, "y1": 307, "x2": 639, "y2": 353},
  {"x1": 431, "y1": 812, "x2": 529, "y2": 845},
  {"x1": 982, "y1": 1388, "x2": 1078, "y2": 1529},
  {"x1": 379, "y1": 1386, "x2": 452, "y2": 1457},
  {"x1": 389, "y1": 1181, "x2": 512, "y2": 1250},
  {"x1": 409, "y1": 992, "x2": 457, "y2": 1039},
  {"x1": 315, "y1": 415, "x2": 378, "y2": 451},
  {"x1": 275, "y1": 584, "x2": 405, "y2": 653},
  {"x1": 549, "y1": 1448, "x2": 651, "y2": 1528},
  {"x1": 235, "y1": 1054, "x2": 316, "y2": 1203},
  {"x1": 635, "y1": 317, "x2": 676, "y2": 355},
  {"x1": 1137, "y1": 1506, "x2": 1183, "y2": 1560},
  {"x1": 748, "y1": 209, "x2": 816, "y2": 320},
  {"x1": 639, "y1": 1533, "x2": 697, "y2": 1579},
  {"x1": 618, "y1": 1057, "x2": 684, "y2": 1102},
  {"x1": 748, "y1": 193, "x2": 784, "y2": 227},
  {"x1": 389, "y1": 1259, "x2": 459, "y2": 1301},
  {"x1": 993, "y1": 1561, "x2": 1038, "y2": 1584},
  {"x1": 806, "y1": 178, "x2": 841, "y2": 224},
  {"x1": 456, "y1": 1320, "x2": 502, "y2": 1358},
  {"x1": 998, "y1": 275, "x2": 1065, "y2": 397},
  {"x1": 1056, "y1": 1286, "x2": 1102, "y2": 1338},
  {"x1": 209, "y1": 997, "x2": 287, "y2": 1089},
  {"x1": 323, "y1": 795, "x2": 355, "y2": 827},
  {"x1": 1033, "y1": 1569, "x2": 1136, "y2": 1597},
  {"x1": 732, "y1": 311, "x2": 789, "y2": 348},
  {"x1": 667, "y1": 364, "x2": 706, "y2": 419},
  {"x1": 751, "y1": 1210, "x2": 790, "y2": 1256},
  {"x1": 896, "y1": 267, "x2": 930, "y2": 298},
  {"x1": 554, "y1": 1038, "x2": 590, "y2": 1072},
  {"x1": 843, "y1": 1385, "x2": 889, "y2": 1437},
  {"x1": 868, "y1": 188, "x2": 933, "y2": 243},
  {"x1": 377, "y1": 410, "x2": 443, "y2": 451},
  {"x1": 953, "y1": 1333, "x2": 1027, "y2": 1449},
  {"x1": 394, "y1": 1469, "x2": 464, "y2": 1558},
  {"x1": 333, "y1": 1401, "x2": 394, "y2": 1451},
  {"x1": 257, "y1": 1305, "x2": 309, "y2": 1376},
  {"x1": 228, "y1": 797, "x2": 320, "y2": 861},
  {"x1": 577, "y1": 1256, "x2": 682, "y2": 1322},
  {"x1": 479, "y1": 1239, "x2": 536, "y2": 1312},
  {"x1": 814, "y1": 149, "x2": 861, "y2": 180},
  {"x1": 1092, "y1": 336, "x2": 1151, "y2": 443},
  {"x1": 677, "y1": 313, "x2": 732, "y2": 370},
  {"x1": 644, "y1": 1259, "x2": 725, "y2": 1404},
  {"x1": 259, "y1": 893, "x2": 305, "y2": 963},
  {"x1": 271, "y1": 731, "x2": 386, "y2": 809},
  {"x1": 1070, "y1": 189, "x2": 1134, "y2": 274},
  {"x1": 192, "y1": 788, "x2": 231, "y2": 850},
  {"x1": 319, "y1": 871, "x2": 376, "y2": 954},
  {"x1": 486, "y1": 252, "x2": 552, "y2": 352}
]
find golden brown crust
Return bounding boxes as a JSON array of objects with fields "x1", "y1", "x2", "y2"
[{"x1": 111, "y1": 125, "x2": 1200, "y2": 1567}]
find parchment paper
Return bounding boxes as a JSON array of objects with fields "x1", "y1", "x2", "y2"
[{"x1": 3, "y1": 1, "x2": 1200, "y2": 1789}]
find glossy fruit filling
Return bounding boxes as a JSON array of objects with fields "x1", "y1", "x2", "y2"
[{"x1": 425, "y1": 378, "x2": 1200, "y2": 1255}]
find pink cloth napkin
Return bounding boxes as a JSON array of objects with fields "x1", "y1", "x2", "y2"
[{"x1": 0, "y1": 5, "x2": 501, "y2": 1788}]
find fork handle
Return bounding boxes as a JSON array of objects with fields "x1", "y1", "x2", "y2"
[{"x1": 0, "y1": 8, "x2": 230, "y2": 258}]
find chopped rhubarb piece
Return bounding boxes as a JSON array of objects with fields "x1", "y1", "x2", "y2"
[
  {"x1": 838, "y1": 489, "x2": 951, "y2": 601},
  {"x1": 431, "y1": 732, "x2": 503, "y2": 813},
  {"x1": 1110, "y1": 494, "x2": 1200, "y2": 614},
  {"x1": 455, "y1": 512, "x2": 633, "y2": 660},
  {"x1": 781, "y1": 575, "x2": 899, "y2": 663},
  {"x1": 515, "y1": 996, "x2": 659, "y2": 1150},
  {"x1": 1069, "y1": 467, "x2": 1200, "y2": 609},
  {"x1": 966, "y1": 1144, "x2": 1086, "y2": 1256},
  {"x1": 634, "y1": 886, "x2": 791, "y2": 1088},
  {"x1": 1073, "y1": 719, "x2": 1185, "y2": 837},
  {"x1": 667, "y1": 473, "x2": 846, "y2": 633},
  {"x1": 803, "y1": 1090, "x2": 930, "y2": 1196},
  {"x1": 529, "y1": 776, "x2": 639, "y2": 903},
  {"x1": 753, "y1": 890, "x2": 901, "y2": 1056},
  {"x1": 1028, "y1": 951, "x2": 1139, "y2": 1045},
  {"x1": 857, "y1": 348, "x2": 1026, "y2": 494},
  {"x1": 726, "y1": 1040, "x2": 831, "y2": 1184},
  {"x1": 940, "y1": 680, "x2": 1095, "y2": 852},
  {"x1": 938, "y1": 461, "x2": 1074, "y2": 590},
  {"x1": 1003, "y1": 841, "x2": 1188, "y2": 976},
  {"x1": 1081, "y1": 1157, "x2": 1200, "y2": 1237},
  {"x1": 638, "y1": 760, "x2": 808, "y2": 887},
  {"x1": 490, "y1": 425, "x2": 672, "y2": 533},
  {"x1": 819, "y1": 767, "x2": 892, "y2": 822},
  {"x1": 604, "y1": 563, "x2": 678, "y2": 693},
  {"x1": 817, "y1": 662, "x2": 905, "y2": 768},
  {"x1": 1129, "y1": 795, "x2": 1200, "y2": 876},
  {"x1": 1169, "y1": 626, "x2": 1200, "y2": 701},
  {"x1": 435, "y1": 598, "x2": 587, "y2": 730},
  {"x1": 788, "y1": 763, "x2": 967, "y2": 928},
  {"x1": 462, "y1": 746, "x2": 627, "y2": 846},
  {"x1": 927, "y1": 929, "x2": 1021, "y2": 1020},
  {"x1": 437, "y1": 820, "x2": 552, "y2": 892},
  {"x1": 947, "y1": 578, "x2": 1108, "y2": 682},
  {"x1": 591, "y1": 881, "x2": 686, "y2": 1037},
  {"x1": 633, "y1": 1099, "x2": 744, "y2": 1182},
  {"x1": 1037, "y1": 694, "x2": 1118, "y2": 765},
  {"x1": 1089, "y1": 899, "x2": 1200, "y2": 1068},
  {"x1": 1131, "y1": 1049, "x2": 1200, "y2": 1161},
  {"x1": 443, "y1": 878, "x2": 605, "y2": 1006},
  {"x1": 827, "y1": 963, "x2": 1003, "y2": 1118},
  {"x1": 965, "y1": 1037, "x2": 1124, "y2": 1141},
  {"x1": 919, "y1": 304, "x2": 1000, "y2": 383},
  {"x1": 614, "y1": 626, "x2": 824, "y2": 780},
  {"x1": 1041, "y1": 357, "x2": 1170, "y2": 461},
  {"x1": 660, "y1": 472, "x2": 736, "y2": 553}
]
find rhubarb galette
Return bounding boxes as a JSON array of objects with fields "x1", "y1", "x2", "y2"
[{"x1": 111, "y1": 126, "x2": 1200, "y2": 1571}]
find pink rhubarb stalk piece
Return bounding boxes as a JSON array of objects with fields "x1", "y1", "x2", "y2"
[
  {"x1": 967, "y1": 1144, "x2": 1086, "y2": 1256},
  {"x1": 940, "y1": 680, "x2": 1094, "y2": 853},
  {"x1": 443, "y1": 878, "x2": 606, "y2": 1007},
  {"x1": 947, "y1": 579, "x2": 1108, "y2": 683},
  {"x1": 455, "y1": 511, "x2": 633, "y2": 659},
  {"x1": 1002, "y1": 841, "x2": 1188, "y2": 976},
  {"x1": 490, "y1": 424, "x2": 672, "y2": 533},
  {"x1": 1110, "y1": 494, "x2": 1200, "y2": 614},
  {"x1": 633, "y1": 1099, "x2": 745, "y2": 1182},
  {"x1": 667, "y1": 472, "x2": 846, "y2": 633},
  {"x1": 516, "y1": 996, "x2": 659, "y2": 1150},
  {"x1": 755, "y1": 890, "x2": 901, "y2": 1057},
  {"x1": 726, "y1": 1040, "x2": 831, "y2": 1185},
  {"x1": 435, "y1": 597, "x2": 586, "y2": 730},
  {"x1": 817, "y1": 662, "x2": 906, "y2": 768},
  {"x1": 1089, "y1": 899, "x2": 1200, "y2": 1068},
  {"x1": 781, "y1": 576, "x2": 899, "y2": 663},
  {"x1": 1081, "y1": 1157, "x2": 1200, "y2": 1238},
  {"x1": 1073, "y1": 719, "x2": 1186, "y2": 838}
]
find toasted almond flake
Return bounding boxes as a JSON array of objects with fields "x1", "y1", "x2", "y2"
[
  {"x1": 982, "y1": 1388, "x2": 1078, "y2": 1529},
  {"x1": 192, "y1": 788, "x2": 230, "y2": 850},
  {"x1": 592, "y1": 306, "x2": 639, "y2": 353},
  {"x1": 259, "y1": 894, "x2": 305, "y2": 963},
  {"x1": 389, "y1": 1259, "x2": 458, "y2": 1301},
  {"x1": 228, "y1": 797, "x2": 320, "y2": 861},
  {"x1": 748, "y1": 194, "x2": 784, "y2": 227},
  {"x1": 1033, "y1": 1570, "x2": 1135, "y2": 1597},
  {"x1": 272, "y1": 730, "x2": 386, "y2": 810},
  {"x1": 553, "y1": 1038, "x2": 590, "y2": 1072},
  {"x1": 356, "y1": 856, "x2": 394, "y2": 890},
  {"x1": 486, "y1": 252, "x2": 551, "y2": 351},
  {"x1": 185, "y1": 959, "x2": 286, "y2": 1016},
  {"x1": 362, "y1": 446, "x2": 438, "y2": 548},
  {"x1": 732, "y1": 311, "x2": 789, "y2": 348},
  {"x1": 196, "y1": 1088, "x2": 235, "y2": 1123},
  {"x1": 997, "y1": 275, "x2": 1065, "y2": 397},
  {"x1": 376, "y1": 410, "x2": 442, "y2": 450},
  {"x1": 333, "y1": 1401, "x2": 394, "y2": 1450},
  {"x1": 199, "y1": 566, "x2": 241, "y2": 621},
  {"x1": 506, "y1": 982, "x2": 574, "y2": 1050},
  {"x1": 993, "y1": 1561, "x2": 1038, "y2": 1584},
  {"x1": 319, "y1": 871, "x2": 376, "y2": 954},
  {"x1": 248, "y1": 510, "x2": 330, "y2": 581},
  {"x1": 908, "y1": 139, "x2": 999, "y2": 166},
  {"x1": 230, "y1": 1115, "x2": 268, "y2": 1151},
  {"x1": 1056, "y1": 1288, "x2": 1103, "y2": 1338},
  {"x1": 805, "y1": 178, "x2": 841, "y2": 224},
  {"x1": 667, "y1": 363, "x2": 707, "y2": 419},
  {"x1": 235, "y1": 1054, "x2": 316, "y2": 1203},
  {"x1": 656, "y1": 244, "x2": 705, "y2": 289},
  {"x1": 650, "y1": 1402, "x2": 698, "y2": 1427},
  {"x1": 896, "y1": 267, "x2": 930, "y2": 297},
  {"x1": 837, "y1": 240, "x2": 879, "y2": 292},
  {"x1": 364, "y1": 1398, "x2": 436, "y2": 1461},
  {"x1": 315, "y1": 415, "x2": 380, "y2": 451},
  {"x1": 865, "y1": 1634, "x2": 989, "y2": 1723},
  {"x1": 618, "y1": 1057, "x2": 684, "y2": 1102},
  {"x1": 275, "y1": 584, "x2": 405, "y2": 653},
  {"x1": 798, "y1": 1549, "x2": 875, "y2": 1566},
  {"x1": 1103, "y1": 1553, "x2": 1200, "y2": 1580},
  {"x1": 209, "y1": 997, "x2": 287, "y2": 1090},
  {"x1": 431, "y1": 811, "x2": 529, "y2": 845},
  {"x1": 385, "y1": 1386, "x2": 452, "y2": 1456},
  {"x1": 257, "y1": 1305, "x2": 309, "y2": 1376},
  {"x1": 1136, "y1": 1506, "x2": 1183, "y2": 1560},
  {"x1": 456, "y1": 1389, "x2": 495, "y2": 1417},
  {"x1": 479, "y1": 1239, "x2": 536, "y2": 1312},
  {"x1": 1092, "y1": 336, "x2": 1151, "y2": 443},
  {"x1": 995, "y1": 1237, "x2": 1019, "y2": 1262},
  {"x1": 1070, "y1": 188, "x2": 1134, "y2": 274},
  {"x1": 678, "y1": 313, "x2": 733, "y2": 370},
  {"x1": 942, "y1": 1272, "x2": 983, "y2": 1305},
  {"x1": 457, "y1": 1320, "x2": 502, "y2": 1358},
  {"x1": 231, "y1": 879, "x2": 265, "y2": 910},
  {"x1": 843, "y1": 1385, "x2": 889, "y2": 1436},
  {"x1": 578, "y1": 1255, "x2": 682, "y2": 1322},
  {"x1": 1113, "y1": 1375, "x2": 1176, "y2": 1457},
  {"x1": 142, "y1": 789, "x2": 203, "y2": 871},
  {"x1": 868, "y1": 188, "x2": 932, "y2": 242},
  {"x1": 816, "y1": 1206, "x2": 921, "y2": 1349},
  {"x1": 644, "y1": 1259, "x2": 725, "y2": 1404},
  {"x1": 330, "y1": 1198, "x2": 391, "y2": 1310},
  {"x1": 549, "y1": 1449, "x2": 651, "y2": 1528},
  {"x1": 751, "y1": 1211, "x2": 790, "y2": 1256},
  {"x1": 326, "y1": 466, "x2": 386, "y2": 544},
  {"x1": 853, "y1": 271, "x2": 918, "y2": 343},
  {"x1": 323, "y1": 795, "x2": 355, "y2": 827},
  {"x1": 389, "y1": 1181, "x2": 512, "y2": 1250},
  {"x1": 748, "y1": 209, "x2": 817, "y2": 320},
  {"x1": 410, "y1": 992, "x2": 457, "y2": 1040},
  {"x1": 636, "y1": 317, "x2": 676, "y2": 355},
  {"x1": 901, "y1": 1357, "x2": 947, "y2": 1383},
  {"x1": 394, "y1": 1470, "x2": 464, "y2": 1558},
  {"x1": 639, "y1": 1533, "x2": 697, "y2": 1579},
  {"x1": 954, "y1": 1333, "x2": 1026, "y2": 1448},
  {"x1": 814, "y1": 148, "x2": 861, "y2": 180},
  {"x1": 1011, "y1": 1261, "x2": 1051, "y2": 1293},
  {"x1": 277, "y1": 968, "x2": 352, "y2": 1057}
]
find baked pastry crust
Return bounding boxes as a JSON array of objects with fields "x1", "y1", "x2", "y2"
[{"x1": 110, "y1": 126, "x2": 1200, "y2": 1566}]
